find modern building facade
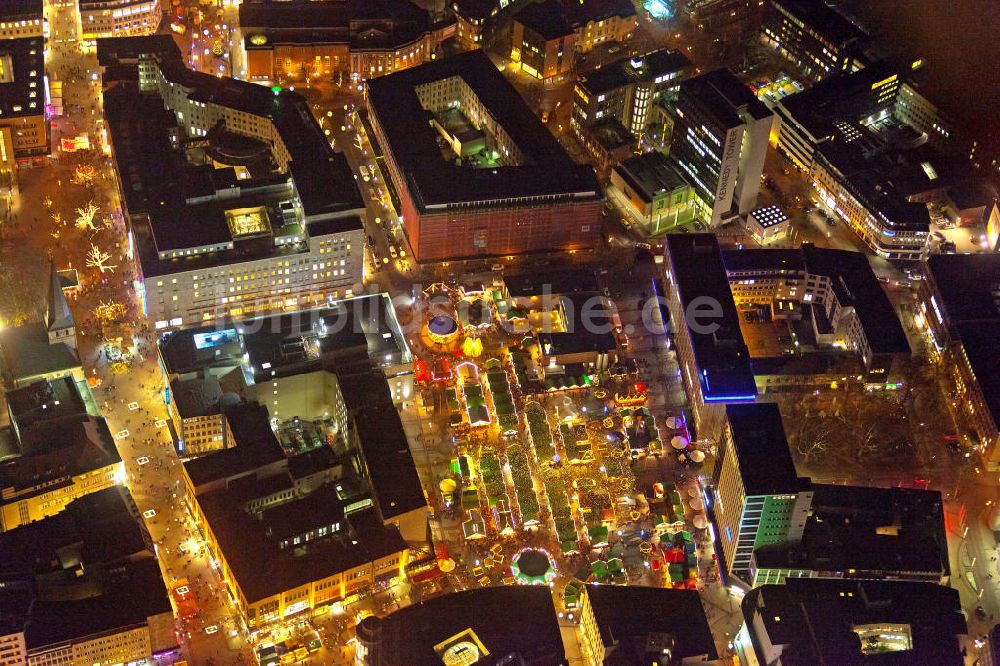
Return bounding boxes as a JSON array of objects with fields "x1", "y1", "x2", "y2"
[
  {"x1": 560, "y1": 0, "x2": 636, "y2": 54},
  {"x1": 366, "y1": 50, "x2": 602, "y2": 262},
  {"x1": 237, "y1": 0, "x2": 449, "y2": 84},
  {"x1": 711, "y1": 403, "x2": 813, "y2": 587},
  {"x1": 744, "y1": 205, "x2": 789, "y2": 243},
  {"x1": 572, "y1": 49, "x2": 691, "y2": 166},
  {"x1": 0, "y1": 377, "x2": 123, "y2": 532},
  {"x1": 0, "y1": 488, "x2": 177, "y2": 666},
  {"x1": 669, "y1": 69, "x2": 776, "y2": 226},
  {"x1": 80, "y1": 0, "x2": 162, "y2": 39},
  {"x1": 761, "y1": 0, "x2": 868, "y2": 82},
  {"x1": 100, "y1": 36, "x2": 365, "y2": 331},
  {"x1": 0, "y1": 0, "x2": 45, "y2": 40},
  {"x1": 510, "y1": 0, "x2": 575, "y2": 80}
]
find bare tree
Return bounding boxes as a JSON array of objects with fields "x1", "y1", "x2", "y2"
[
  {"x1": 86, "y1": 244, "x2": 117, "y2": 273},
  {"x1": 75, "y1": 202, "x2": 101, "y2": 231}
]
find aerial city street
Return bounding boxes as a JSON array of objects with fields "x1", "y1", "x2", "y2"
[{"x1": 0, "y1": 0, "x2": 997, "y2": 664}]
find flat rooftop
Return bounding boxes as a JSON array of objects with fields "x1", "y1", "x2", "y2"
[
  {"x1": 613, "y1": 151, "x2": 689, "y2": 204},
  {"x1": 585, "y1": 585, "x2": 718, "y2": 662},
  {"x1": 771, "y1": 0, "x2": 868, "y2": 46},
  {"x1": 0, "y1": 36, "x2": 44, "y2": 118},
  {"x1": 678, "y1": 68, "x2": 773, "y2": 129},
  {"x1": 927, "y1": 253, "x2": 1000, "y2": 325},
  {"x1": 515, "y1": 0, "x2": 574, "y2": 40},
  {"x1": 743, "y1": 578, "x2": 966, "y2": 665},
  {"x1": 757, "y1": 483, "x2": 949, "y2": 578},
  {"x1": 0, "y1": 0, "x2": 42, "y2": 20},
  {"x1": 578, "y1": 49, "x2": 691, "y2": 95},
  {"x1": 366, "y1": 50, "x2": 599, "y2": 210},
  {"x1": 183, "y1": 402, "x2": 285, "y2": 488},
  {"x1": 359, "y1": 587, "x2": 565, "y2": 664},
  {"x1": 723, "y1": 403, "x2": 809, "y2": 496},
  {"x1": 665, "y1": 234, "x2": 757, "y2": 402}
]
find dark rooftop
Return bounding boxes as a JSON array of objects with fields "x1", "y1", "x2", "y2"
[
  {"x1": 183, "y1": 402, "x2": 285, "y2": 488},
  {"x1": 665, "y1": 234, "x2": 757, "y2": 402},
  {"x1": 360, "y1": 587, "x2": 565, "y2": 665},
  {"x1": 578, "y1": 48, "x2": 691, "y2": 96},
  {"x1": 723, "y1": 403, "x2": 810, "y2": 495},
  {"x1": 504, "y1": 268, "x2": 600, "y2": 298},
  {"x1": 0, "y1": 487, "x2": 173, "y2": 651},
  {"x1": 954, "y1": 320, "x2": 1000, "y2": 437},
  {"x1": 927, "y1": 253, "x2": 1000, "y2": 325},
  {"x1": 539, "y1": 292, "x2": 617, "y2": 357},
  {"x1": 771, "y1": 0, "x2": 868, "y2": 46},
  {"x1": 584, "y1": 585, "x2": 718, "y2": 663},
  {"x1": 722, "y1": 244, "x2": 910, "y2": 355},
  {"x1": 515, "y1": 0, "x2": 574, "y2": 40},
  {"x1": 0, "y1": 36, "x2": 44, "y2": 118},
  {"x1": 559, "y1": 0, "x2": 635, "y2": 27},
  {"x1": 0, "y1": 0, "x2": 42, "y2": 20},
  {"x1": 340, "y1": 369, "x2": 425, "y2": 521},
  {"x1": 678, "y1": 69, "x2": 773, "y2": 129},
  {"x1": 755, "y1": 483, "x2": 948, "y2": 578},
  {"x1": 366, "y1": 50, "x2": 599, "y2": 209},
  {"x1": 613, "y1": 151, "x2": 690, "y2": 204},
  {"x1": 742, "y1": 578, "x2": 966, "y2": 666}
]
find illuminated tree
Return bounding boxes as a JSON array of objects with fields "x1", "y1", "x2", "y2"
[
  {"x1": 51, "y1": 212, "x2": 63, "y2": 227},
  {"x1": 86, "y1": 244, "x2": 116, "y2": 273},
  {"x1": 95, "y1": 301, "x2": 128, "y2": 322},
  {"x1": 71, "y1": 164, "x2": 97, "y2": 188},
  {"x1": 75, "y1": 202, "x2": 100, "y2": 231},
  {"x1": 43, "y1": 196, "x2": 53, "y2": 209}
]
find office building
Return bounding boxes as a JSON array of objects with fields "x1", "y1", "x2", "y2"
[
  {"x1": 366, "y1": 50, "x2": 602, "y2": 262},
  {"x1": 572, "y1": 49, "x2": 691, "y2": 166},
  {"x1": 559, "y1": 0, "x2": 636, "y2": 54},
  {"x1": 685, "y1": 0, "x2": 754, "y2": 28},
  {"x1": 761, "y1": 0, "x2": 868, "y2": 82},
  {"x1": 0, "y1": 263, "x2": 83, "y2": 387},
  {"x1": 0, "y1": 36, "x2": 48, "y2": 159},
  {"x1": 578, "y1": 585, "x2": 718, "y2": 664},
  {"x1": 451, "y1": 0, "x2": 495, "y2": 46},
  {"x1": 744, "y1": 205, "x2": 789, "y2": 243},
  {"x1": 355, "y1": 587, "x2": 565, "y2": 665},
  {"x1": 711, "y1": 403, "x2": 948, "y2": 588},
  {"x1": 669, "y1": 69, "x2": 776, "y2": 226},
  {"x1": 752, "y1": 483, "x2": 949, "y2": 586},
  {"x1": 183, "y1": 364, "x2": 427, "y2": 628},
  {"x1": 510, "y1": 0, "x2": 575, "y2": 81},
  {"x1": 723, "y1": 244, "x2": 911, "y2": 386},
  {"x1": 922, "y1": 254, "x2": 1000, "y2": 469},
  {"x1": 609, "y1": 150, "x2": 701, "y2": 234},
  {"x1": 100, "y1": 36, "x2": 365, "y2": 331},
  {"x1": 157, "y1": 293, "x2": 411, "y2": 457},
  {"x1": 0, "y1": 376, "x2": 123, "y2": 532},
  {"x1": 80, "y1": 0, "x2": 161, "y2": 39},
  {"x1": 710, "y1": 403, "x2": 813, "y2": 587},
  {"x1": 895, "y1": 81, "x2": 953, "y2": 151},
  {"x1": 737, "y1": 579, "x2": 967, "y2": 666},
  {"x1": 238, "y1": 0, "x2": 449, "y2": 84},
  {"x1": 0, "y1": 488, "x2": 177, "y2": 666},
  {"x1": 0, "y1": 0, "x2": 45, "y2": 39},
  {"x1": 662, "y1": 234, "x2": 757, "y2": 435}
]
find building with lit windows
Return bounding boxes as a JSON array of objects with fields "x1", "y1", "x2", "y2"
[
  {"x1": 895, "y1": 81, "x2": 953, "y2": 151},
  {"x1": 80, "y1": 0, "x2": 162, "y2": 39},
  {"x1": 182, "y1": 364, "x2": 426, "y2": 627},
  {"x1": 237, "y1": 0, "x2": 450, "y2": 84},
  {"x1": 723, "y1": 244, "x2": 911, "y2": 386},
  {"x1": 609, "y1": 150, "x2": 701, "y2": 234},
  {"x1": 0, "y1": 36, "x2": 48, "y2": 158},
  {"x1": 922, "y1": 254, "x2": 1000, "y2": 470},
  {"x1": 451, "y1": 0, "x2": 497, "y2": 46},
  {"x1": 669, "y1": 69, "x2": 776, "y2": 226},
  {"x1": 561, "y1": 0, "x2": 636, "y2": 53},
  {"x1": 366, "y1": 50, "x2": 602, "y2": 262},
  {"x1": 662, "y1": 234, "x2": 757, "y2": 435},
  {"x1": 744, "y1": 205, "x2": 789, "y2": 243},
  {"x1": 0, "y1": 0, "x2": 45, "y2": 39},
  {"x1": 572, "y1": 49, "x2": 691, "y2": 166},
  {"x1": 0, "y1": 487, "x2": 177, "y2": 666},
  {"x1": 761, "y1": 0, "x2": 869, "y2": 82},
  {"x1": 737, "y1": 579, "x2": 967, "y2": 666},
  {"x1": 510, "y1": 0, "x2": 575, "y2": 80},
  {"x1": 0, "y1": 376, "x2": 123, "y2": 532},
  {"x1": 710, "y1": 403, "x2": 813, "y2": 587},
  {"x1": 100, "y1": 36, "x2": 365, "y2": 330}
]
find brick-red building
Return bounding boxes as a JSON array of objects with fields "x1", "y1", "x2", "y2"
[{"x1": 366, "y1": 50, "x2": 603, "y2": 262}]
